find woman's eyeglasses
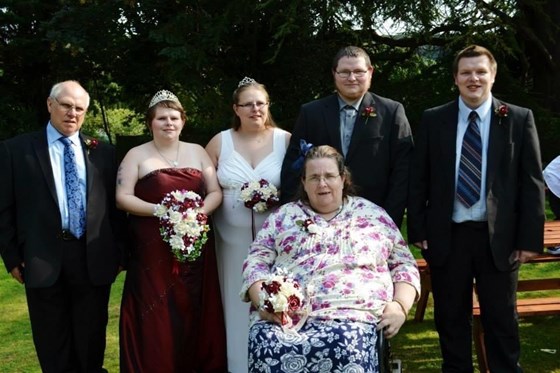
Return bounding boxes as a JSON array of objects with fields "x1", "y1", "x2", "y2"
[{"x1": 236, "y1": 101, "x2": 269, "y2": 110}]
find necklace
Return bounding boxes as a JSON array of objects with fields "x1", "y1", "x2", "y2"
[{"x1": 153, "y1": 141, "x2": 180, "y2": 167}]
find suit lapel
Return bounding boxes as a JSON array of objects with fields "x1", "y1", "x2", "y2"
[
  {"x1": 486, "y1": 98, "x2": 507, "y2": 193},
  {"x1": 346, "y1": 93, "x2": 375, "y2": 161},
  {"x1": 440, "y1": 101, "x2": 460, "y2": 186},
  {"x1": 323, "y1": 94, "x2": 343, "y2": 153},
  {"x1": 32, "y1": 130, "x2": 59, "y2": 205},
  {"x1": 80, "y1": 135, "x2": 94, "y2": 202}
]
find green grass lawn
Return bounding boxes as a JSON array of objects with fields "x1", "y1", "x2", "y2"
[
  {"x1": 0, "y1": 271, "x2": 125, "y2": 373},
  {"x1": 1, "y1": 262, "x2": 559, "y2": 372}
]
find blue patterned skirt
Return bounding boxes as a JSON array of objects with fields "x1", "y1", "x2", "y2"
[{"x1": 248, "y1": 319, "x2": 380, "y2": 373}]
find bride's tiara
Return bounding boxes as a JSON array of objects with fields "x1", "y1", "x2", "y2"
[
  {"x1": 149, "y1": 90, "x2": 180, "y2": 108},
  {"x1": 238, "y1": 77, "x2": 257, "y2": 88}
]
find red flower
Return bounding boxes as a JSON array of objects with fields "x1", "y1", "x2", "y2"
[
  {"x1": 361, "y1": 106, "x2": 377, "y2": 125},
  {"x1": 287, "y1": 294, "x2": 301, "y2": 311},
  {"x1": 495, "y1": 104, "x2": 509, "y2": 125},
  {"x1": 262, "y1": 280, "x2": 282, "y2": 295},
  {"x1": 84, "y1": 138, "x2": 99, "y2": 153}
]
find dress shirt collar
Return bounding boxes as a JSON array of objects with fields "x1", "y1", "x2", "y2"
[
  {"x1": 46, "y1": 122, "x2": 81, "y2": 146},
  {"x1": 337, "y1": 94, "x2": 365, "y2": 111},
  {"x1": 458, "y1": 95, "x2": 493, "y2": 125}
]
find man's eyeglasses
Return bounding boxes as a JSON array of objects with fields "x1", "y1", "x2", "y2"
[
  {"x1": 305, "y1": 173, "x2": 341, "y2": 184},
  {"x1": 335, "y1": 70, "x2": 369, "y2": 79},
  {"x1": 52, "y1": 97, "x2": 86, "y2": 116},
  {"x1": 236, "y1": 101, "x2": 269, "y2": 110}
]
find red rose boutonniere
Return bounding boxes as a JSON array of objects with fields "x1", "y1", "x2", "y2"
[
  {"x1": 296, "y1": 218, "x2": 319, "y2": 234},
  {"x1": 361, "y1": 106, "x2": 377, "y2": 124},
  {"x1": 495, "y1": 104, "x2": 509, "y2": 125},
  {"x1": 84, "y1": 138, "x2": 99, "y2": 154}
]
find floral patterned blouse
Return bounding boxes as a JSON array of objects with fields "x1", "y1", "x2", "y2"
[{"x1": 240, "y1": 196, "x2": 421, "y2": 327}]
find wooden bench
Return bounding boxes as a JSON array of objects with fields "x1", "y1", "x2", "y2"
[
  {"x1": 414, "y1": 220, "x2": 560, "y2": 323},
  {"x1": 472, "y1": 278, "x2": 560, "y2": 373}
]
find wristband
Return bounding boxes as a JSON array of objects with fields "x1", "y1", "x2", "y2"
[{"x1": 392, "y1": 298, "x2": 408, "y2": 318}]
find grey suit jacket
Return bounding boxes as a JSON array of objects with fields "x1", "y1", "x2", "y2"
[
  {"x1": 281, "y1": 92, "x2": 413, "y2": 227},
  {"x1": 0, "y1": 128, "x2": 127, "y2": 287},
  {"x1": 407, "y1": 98, "x2": 545, "y2": 270}
]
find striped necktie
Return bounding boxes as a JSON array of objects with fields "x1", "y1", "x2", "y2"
[
  {"x1": 60, "y1": 137, "x2": 86, "y2": 238},
  {"x1": 341, "y1": 105, "x2": 356, "y2": 156},
  {"x1": 457, "y1": 111, "x2": 482, "y2": 207}
]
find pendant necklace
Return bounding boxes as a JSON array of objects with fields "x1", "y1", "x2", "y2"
[{"x1": 154, "y1": 141, "x2": 180, "y2": 167}]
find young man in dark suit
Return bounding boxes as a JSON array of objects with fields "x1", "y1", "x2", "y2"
[
  {"x1": 0, "y1": 80, "x2": 127, "y2": 372},
  {"x1": 408, "y1": 45, "x2": 545, "y2": 372},
  {"x1": 280, "y1": 46, "x2": 412, "y2": 227}
]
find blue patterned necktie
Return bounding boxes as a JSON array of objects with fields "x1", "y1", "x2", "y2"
[
  {"x1": 457, "y1": 111, "x2": 482, "y2": 207},
  {"x1": 60, "y1": 137, "x2": 86, "y2": 238},
  {"x1": 341, "y1": 105, "x2": 356, "y2": 156}
]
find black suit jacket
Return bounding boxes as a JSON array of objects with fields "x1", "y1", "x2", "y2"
[
  {"x1": 407, "y1": 98, "x2": 545, "y2": 271},
  {"x1": 281, "y1": 92, "x2": 413, "y2": 227},
  {"x1": 0, "y1": 128, "x2": 127, "y2": 287}
]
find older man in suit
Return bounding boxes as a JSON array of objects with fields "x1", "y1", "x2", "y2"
[
  {"x1": 0, "y1": 80, "x2": 127, "y2": 372},
  {"x1": 408, "y1": 45, "x2": 545, "y2": 372},
  {"x1": 280, "y1": 45, "x2": 412, "y2": 227}
]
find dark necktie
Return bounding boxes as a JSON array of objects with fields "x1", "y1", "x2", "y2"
[
  {"x1": 457, "y1": 111, "x2": 482, "y2": 207},
  {"x1": 60, "y1": 137, "x2": 86, "y2": 238},
  {"x1": 341, "y1": 105, "x2": 356, "y2": 156}
]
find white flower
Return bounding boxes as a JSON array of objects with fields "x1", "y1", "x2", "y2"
[
  {"x1": 253, "y1": 202, "x2": 268, "y2": 213},
  {"x1": 280, "y1": 352, "x2": 307, "y2": 372},
  {"x1": 339, "y1": 363, "x2": 365, "y2": 373},
  {"x1": 269, "y1": 293, "x2": 289, "y2": 313},
  {"x1": 169, "y1": 211, "x2": 183, "y2": 226},
  {"x1": 316, "y1": 359, "x2": 333, "y2": 373},
  {"x1": 174, "y1": 220, "x2": 190, "y2": 235},
  {"x1": 153, "y1": 204, "x2": 168, "y2": 218},
  {"x1": 307, "y1": 223, "x2": 319, "y2": 234},
  {"x1": 170, "y1": 190, "x2": 186, "y2": 202},
  {"x1": 169, "y1": 234, "x2": 185, "y2": 251}
]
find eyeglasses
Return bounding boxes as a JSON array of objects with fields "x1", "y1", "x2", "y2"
[
  {"x1": 52, "y1": 97, "x2": 86, "y2": 116},
  {"x1": 236, "y1": 101, "x2": 269, "y2": 110},
  {"x1": 335, "y1": 70, "x2": 369, "y2": 79},
  {"x1": 305, "y1": 173, "x2": 341, "y2": 184}
]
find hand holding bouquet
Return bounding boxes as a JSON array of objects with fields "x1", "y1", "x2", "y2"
[{"x1": 259, "y1": 268, "x2": 304, "y2": 328}]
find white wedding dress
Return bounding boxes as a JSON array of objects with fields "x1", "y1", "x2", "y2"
[{"x1": 213, "y1": 128, "x2": 289, "y2": 373}]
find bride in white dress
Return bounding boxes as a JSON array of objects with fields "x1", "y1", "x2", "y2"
[{"x1": 206, "y1": 77, "x2": 290, "y2": 373}]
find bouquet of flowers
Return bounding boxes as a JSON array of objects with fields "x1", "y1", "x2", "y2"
[
  {"x1": 239, "y1": 179, "x2": 279, "y2": 213},
  {"x1": 260, "y1": 268, "x2": 304, "y2": 327},
  {"x1": 153, "y1": 189, "x2": 209, "y2": 263}
]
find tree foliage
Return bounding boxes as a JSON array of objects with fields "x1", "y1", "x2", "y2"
[{"x1": 0, "y1": 0, "x2": 558, "y2": 160}]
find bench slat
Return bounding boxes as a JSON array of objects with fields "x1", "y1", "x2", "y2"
[{"x1": 473, "y1": 297, "x2": 560, "y2": 316}]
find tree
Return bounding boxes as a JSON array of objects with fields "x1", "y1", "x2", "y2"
[{"x1": 1, "y1": 0, "x2": 558, "y2": 160}]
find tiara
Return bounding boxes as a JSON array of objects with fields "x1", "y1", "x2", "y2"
[
  {"x1": 149, "y1": 90, "x2": 180, "y2": 108},
  {"x1": 238, "y1": 77, "x2": 257, "y2": 88}
]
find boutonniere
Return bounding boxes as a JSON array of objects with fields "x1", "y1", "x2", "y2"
[
  {"x1": 296, "y1": 218, "x2": 319, "y2": 235},
  {"x1": 361, "y1": 106, "x2": 377, "y2": 124},
  {"x1": 84, "y1": 138, "x2": 99, "y2": 154},
  {"x1": 495, "y1": 104, "x2": 509, "y2": 125}
]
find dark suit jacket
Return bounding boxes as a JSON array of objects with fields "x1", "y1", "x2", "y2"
[
  {"x1": 407, "y1": 98, "x2": 545, "y2": 271},
  {"x1": 280, "y1": 92, "x2": 413, "y2": 227},
  {"x1": 0, "y1": 128, "x2": 127, "y2": 287}
]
